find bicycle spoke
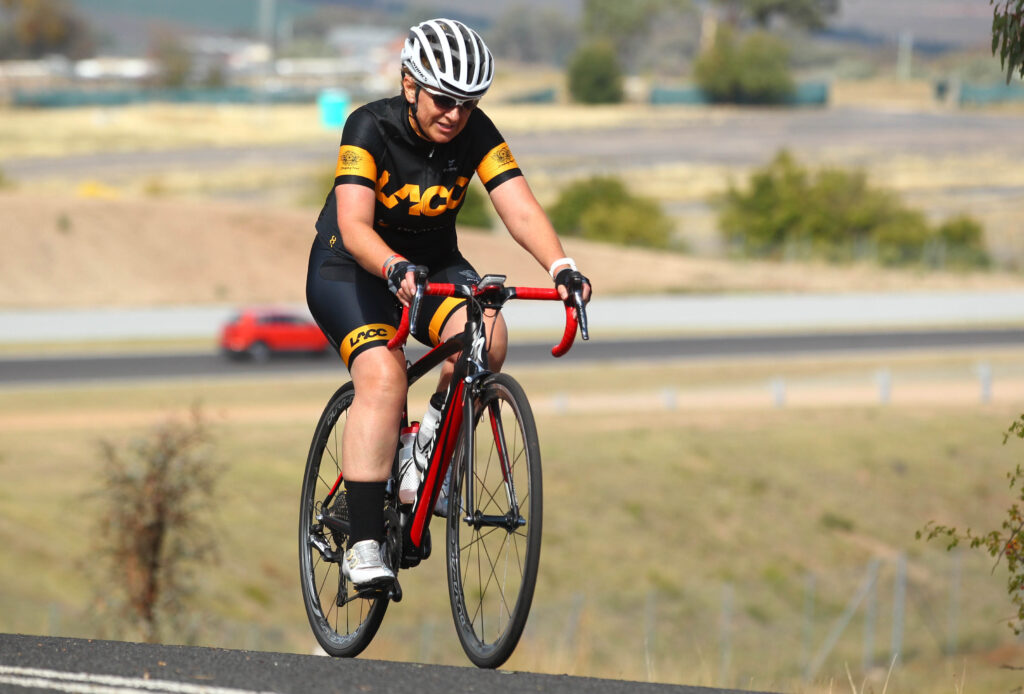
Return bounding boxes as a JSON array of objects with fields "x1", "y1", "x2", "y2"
[
  {"x1": 299, "y1": 383, "x2": 387, "y2": 657},
  {"x1": 447, "y1": 374, "x2": 542, "y2": 668}
]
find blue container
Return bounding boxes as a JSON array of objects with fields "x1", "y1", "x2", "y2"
[{"x1": 318, "y1": 89, "x2": 350, "y2": 129}]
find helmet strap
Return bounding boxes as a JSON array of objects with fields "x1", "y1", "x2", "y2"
[{"x1": 408, "y1": 84, "x2": 432, "y2": 142}]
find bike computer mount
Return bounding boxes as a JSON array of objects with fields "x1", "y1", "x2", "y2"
[{"x1": 477, "y1": 274, "x2": 506, "y2": 290}]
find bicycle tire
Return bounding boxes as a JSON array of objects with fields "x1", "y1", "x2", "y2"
[
  {"x1": 299, "y1": 382, "x2": 388, "y2": 657},
  {"x1": 446, "y1": 372, "x2": 542, "y2": 668}
]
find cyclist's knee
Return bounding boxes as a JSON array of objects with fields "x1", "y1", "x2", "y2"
[
  {"x1": 350, "y1": 346, "x2": 407, "y2": 406},
  {"x1": 486, "y1": 312, "x2": 508, "y2": 369}
]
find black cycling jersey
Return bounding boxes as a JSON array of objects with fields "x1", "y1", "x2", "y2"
[
  {"x1": 314, "y1": 94, "x2": 522, "y2": 268},
  {"x1": 308, "y1": 94, "x2": 522, "y2": 368}
]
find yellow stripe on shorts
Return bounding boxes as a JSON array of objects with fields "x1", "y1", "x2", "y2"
[
  {"x1": 428, "y1": 298, "x2": 463, "y2": 346},
  {"x1": 339, "y1": 323, "x2": 396, "y2": 366}
]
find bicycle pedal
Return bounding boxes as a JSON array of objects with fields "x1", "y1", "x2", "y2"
[{"x1": 388, "y1": 578, "x2": 403, "y2": 603}]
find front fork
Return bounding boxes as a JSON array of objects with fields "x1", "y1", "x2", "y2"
[{"x1": 458, "y1": 373, "x2": 523, "y2": 532}]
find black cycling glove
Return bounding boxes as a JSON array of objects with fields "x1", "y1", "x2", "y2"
[
  {"x1": 386, "y1": 260, "x2": 413, "y2": 296},
  {"x1": 554, "y1": 267, "x2": 590, "y2": 298}
]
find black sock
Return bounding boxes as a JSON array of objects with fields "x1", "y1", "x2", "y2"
[{"x1": 344, "y1": 480, "x2": 387, "y2": 550}]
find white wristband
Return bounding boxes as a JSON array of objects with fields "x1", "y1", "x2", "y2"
[{"x1": 548, "y1": 257, "x2": 577, "y2": 279}]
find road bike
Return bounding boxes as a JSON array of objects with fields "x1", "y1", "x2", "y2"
[{"x1": 298, "y1": 269, "x2": 588, "y2": 668}]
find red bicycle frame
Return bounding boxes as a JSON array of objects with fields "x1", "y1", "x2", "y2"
[{"x1": 385, "y1": 278, "x2": 583, "y2": 549}]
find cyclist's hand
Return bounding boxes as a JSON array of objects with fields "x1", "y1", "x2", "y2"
[
  {"x1": 386, "y1": 260, "x2": 417, "y2": 306},
  {"x1": 554, "y1": 268, "x2": 591, "y2": 304}
]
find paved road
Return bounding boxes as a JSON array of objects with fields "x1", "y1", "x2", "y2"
[
  {"x1": 1, "y1": 328, "x2": 1022, "y2": 386},
  {"x1": 6, "y1": 107, "x2": 1024, "y2": 181},
  {"x1": 4, "y1": 291, "x2": 1024, "y2": 343},
  {"x1": 0, "y1": 634, "x2": 769, "y2": 694}
]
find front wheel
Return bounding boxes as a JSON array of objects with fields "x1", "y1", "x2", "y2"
[
  {"x1": 446, "y1": 373, "x2": 542, "y2": 668},
  {"x1": 299, "y1": 382, "x2": 388, "y2": 657}
]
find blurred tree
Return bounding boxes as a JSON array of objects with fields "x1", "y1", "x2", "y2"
[
  {"x1": 991, "y1": 0, "x2": 1024, "y2": 82},
  {"x1": 750, "y1": 0, "x2": 837, "y2": 29},
  {"x1": 567, "y1": 40, "x2": 624, "y2": 103},
  {"x1": 694, "y1": 25, "x2": 794, "y2": 103},
  {"x1": 487, "y1": 5, "x2": 578, "y2": 65},
  {"x1": 714, "y1": 0, "x2": 838, "y2": 30},
  {"x1": 716, "y1": 0, "x2": 835, "y2": 30},
  {"x1": 581, "y1": 0, "x2": 691, "y2": 69},
  {"x1": 149, "y1": 28, "x2": 191, "y2": 88},
  {"x1": 0, "y1": 0, "x2": 95, "y2": 59}
]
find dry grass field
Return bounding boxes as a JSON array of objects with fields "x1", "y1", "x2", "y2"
[{"x1": 3, "y1": 354, "x2": 1024, "y2": 693}]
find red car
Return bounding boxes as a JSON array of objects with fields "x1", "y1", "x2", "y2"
[{"x1": 219, "y1": 307, "x2": 330, "y2": 360}]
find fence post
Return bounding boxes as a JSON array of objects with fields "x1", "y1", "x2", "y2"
[
  {"x1": 644, "y1": 590, "x2": 657, "y2": 681},
  {"x1": 805, "y1": 558, "x2": 881, "y2": 682},
  {"x1": 977, "y1": 363, "x2": 992, "y2": 404},
  {"x1": 801, "y1": 573, "x2": 816, "y2": 674},
  {"x1": 719, "y1": 583, "x2": 734, "y2": 687},
  {"x1": 772, "y1": 377, "x2": 786, "y2": 408},
  {"x1": 876, "y1": 369, "x2": 892, "y2": 405},
  {"x1": 563, "y1": 592, "x2": 585, "y2": 669},
  {"x1": 661, "y1": 388, "x2": 678, "y2": 412},
  {"x1": 891, "y1": 553, "x2": 906, "y2": 664},
  {"x1": 947, "y1": 550, "x2": 962, "y2": 654},
  {"x1": 864, "y1": 563, "x2": 878, "y2": 671},
  {"x1": 419, "y1": 619, "x2": 435, "y2": 662}
]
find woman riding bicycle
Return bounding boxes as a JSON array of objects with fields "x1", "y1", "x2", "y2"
[{"x1": 306, "y1": 17, "x2": 591, "y2": 588}]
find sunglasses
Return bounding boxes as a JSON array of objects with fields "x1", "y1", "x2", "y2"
[{"x1": 419, "y1": 85, "x2": 479, "y2": 112}]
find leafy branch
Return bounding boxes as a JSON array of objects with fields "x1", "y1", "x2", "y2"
[
  {"x1": 991, "y1": 0, "x2": 1024, "y2": 83},
  {"x1": 917, "y1": 415, "x2": 1024, "y2": 634}
]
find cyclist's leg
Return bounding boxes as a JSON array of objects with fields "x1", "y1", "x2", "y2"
[
  {"x1": 435, "y1": 307, "x2": 507, "y2": 390},
  {"x1": 344, "y1": 346, "x2": 406, "y2": 483},
  {"x1": 306, "y1": 237, "x2": 404, "y2": 559}
]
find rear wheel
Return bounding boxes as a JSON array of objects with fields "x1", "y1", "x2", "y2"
[
  {"x1": 446, "y1": 373, "x2": 542, "y2": 668},
  {"x1": 299, "y1": 382, "x2": 388, "y2": 656}
]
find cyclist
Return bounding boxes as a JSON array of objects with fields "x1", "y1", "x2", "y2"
[{"x1": 306, "y1": 18, "x2": 591, "y2": 588}]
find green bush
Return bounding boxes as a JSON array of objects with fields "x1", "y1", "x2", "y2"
[
  {"x1": 694, "y1": 27, "x2": 795, "y2": 104},
  {"x1": 548, "y1": 176, "x2": 630, "y2": 234},
  {"x1": 567, "y1": 41, "x2": 625, "y2": 104},
  {"x1": 549, "y1": 175, "x2": 674, "y2": 249},
  {"x1": 934, "y1": 215, "x2": 991, "y2": 269},
  {"x1": 719, "y1": 151, "x2": 990, "y2": 268}
]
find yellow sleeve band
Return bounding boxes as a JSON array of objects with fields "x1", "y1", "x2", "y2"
[
  {"x1": 335, "y1": 145, "x2": 377, "y2": 182},
  {"x1": 476, "y1": 143, "x2": 519, "y2": 186}
]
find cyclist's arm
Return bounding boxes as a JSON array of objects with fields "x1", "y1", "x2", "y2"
[
  {"x1": 335, "y1": 184, "x2": 416, "y2": 304},
  {"x1": 488, "y1": 177, "x2": 591, "y2": 302}
]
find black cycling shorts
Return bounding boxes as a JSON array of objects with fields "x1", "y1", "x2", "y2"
[{"x1": 306, "y1": 234, "x2": 480, "y2": 368}]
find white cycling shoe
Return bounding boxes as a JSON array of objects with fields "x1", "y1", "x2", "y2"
[{"x1": 342, "y1": 539, "x2": 394, "y2": 587}]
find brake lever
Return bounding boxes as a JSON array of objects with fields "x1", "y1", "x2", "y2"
[
  {"x1": 572, "y1": 288, "x2": 589, "y2": 341},
  {"x1": 408, "y1": 266, "x2": 428, "y2": 331}
]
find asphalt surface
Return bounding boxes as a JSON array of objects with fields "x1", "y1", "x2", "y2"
[
  {"x1": 6, "y1": 107, "x2": 1024, "y2": 183},
  {"x1": 1, "y1": 328, "x2": 1022, "y2": 386},
  {"x1": 0, "y1": 634, "x2": 772, "y2": 694}
]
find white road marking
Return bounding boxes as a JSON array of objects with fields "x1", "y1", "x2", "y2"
[{"x1": 0, "y1": 666, "x2": 280, "y2": 694}]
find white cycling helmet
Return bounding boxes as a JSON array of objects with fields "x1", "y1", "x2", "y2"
[{"x1": 401, "y1": 18, "x2": 494, "y2": 100}]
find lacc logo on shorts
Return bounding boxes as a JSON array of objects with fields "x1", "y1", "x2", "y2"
[{"x1": 340, "y1": 323, "x2": 396, "y2": 365}]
